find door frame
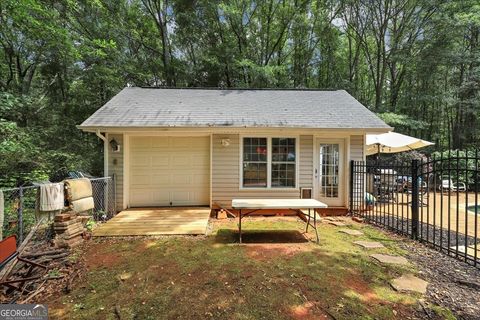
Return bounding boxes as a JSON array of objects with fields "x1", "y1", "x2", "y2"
[{"x1": 314, "y1": 138, "x2": 347, "y2": 207}]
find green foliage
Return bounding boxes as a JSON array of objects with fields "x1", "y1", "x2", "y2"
[
  {"x1": 85, "y1": 218, "x2": 96, "y2": 232},
  {"x1": 377, "y1": 113, "x2": 428, "y2": 131},
  {"x1": 431, "y1": 150, "x2": 480, "y2": 188},
  {"x1": 0, "y1": 0, "x2": 479, "y2": 186}
]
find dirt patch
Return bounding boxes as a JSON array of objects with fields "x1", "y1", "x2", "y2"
[
  {"x1": 245, "y1": 243, "x2": 313, "y2": 261},
  {"x1": 289, "y1": 301, "x2": 330, "y2": 320},
  {"x1": 343, "y1": 272, "x2": 382, "y2": 304},
  {"x1": 84, "y1": 244, "x2": 124, "y2": 269}
]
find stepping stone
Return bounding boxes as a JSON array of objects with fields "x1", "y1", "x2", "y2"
[
  {"x1": 370, "y1": 254, "x2": 409, "y2": 265},
  {"x1": 354, "y1": 241, "x2": 385, "y2": 249},
  {"x1": 329, "y1": 221, "x2": 347, "y2": 227},
  {"x1": 339, "y1": 229, "x2": 364, "y2": 236},
  {"x1": 352, "y1": 216, "x2": 364, "y2": 223},
  {"x1": 390, "y1": 274, "x2": 428, "y2": 294},
  {"x1": 323, "y1": 217, "x2": 337, "y2": 221}
]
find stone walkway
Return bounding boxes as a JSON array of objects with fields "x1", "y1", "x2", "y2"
[
  {"x1": 354, "y1": 241, "x2": 385, "y2": 249},
  {"x1": 329, "y1": 218, "x2": 429, "y2": 295},
  {"x1": 370, "y1": 253, "x2": 409, "y2": 265},
  {"x1": 339, "y1": 229, "x2": 363, "y2": 236},
  {"x1": 390, "y1": 274, "x2": 428, "y2": 294}
]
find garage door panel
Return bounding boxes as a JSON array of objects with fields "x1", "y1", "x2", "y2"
[
  {"x1": 152, "y1": 191, "x2": 170, "y2": 203},
  {"x1": 130, "y1": 190, "x2": 152, "y2": 205},
  {"x1": 150, "y1": 174, "x2": 170, "y2": 186},
  {"x1": 129, "y1": 136, "x2": 210, "y2": 207},
  {"x1": 171, "y1": 191, "x2": 191, "y2": 202},
  {"x1": 131, "y1": 137, "x2": 153, "y2": 150},
  {"x1": 193, "y1": 174, "x2": 208, "y2": 184},
  {"x1": 151, "y1": 155, "x2": 169, "y2": 167},
  {"x1": 171, "y1": 155, "x2": 190, "y2": 167},
  {"x1": 171, "y1": 174, "x2": 192, "y2": 185},
  {"x1": 131, "y1": 154, "x2": 150, "y2": 166},
  {"x1": 130, "y1": 174, "x2": 151, "y2": 186}
]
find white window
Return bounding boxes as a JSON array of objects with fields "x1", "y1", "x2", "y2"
[
  {"x1": 242, "y1": 138, "x2": 268, "y2": 187},
  {"x1": 242, "y1": 137, "x2": 297, "y2": 188}
]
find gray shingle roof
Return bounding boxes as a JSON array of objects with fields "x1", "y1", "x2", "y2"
[{"x1": 79, "y1": 87, "x2": 390, "y2": 129}]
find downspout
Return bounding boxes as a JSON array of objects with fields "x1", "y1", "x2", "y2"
[
  {"x1": 95, "y1": 130, "x2": 107, "y2": 142},
  {"x1": 96, "y1": 130, "x2": 113, "y2": 213},
  {"x1": 95, "y1": 130, "x2": 108, "y2": 177}
]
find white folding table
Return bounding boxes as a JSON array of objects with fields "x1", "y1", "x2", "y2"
[{"x1": 231, "y1": 199, "x2": 327, "y2": 243}]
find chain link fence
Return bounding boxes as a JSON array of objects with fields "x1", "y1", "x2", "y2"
[{"x1": 1, "y1": 177, "x2": 116, "y2": 245}]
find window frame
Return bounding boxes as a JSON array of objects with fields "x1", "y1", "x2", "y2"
[{"x1": 239, "y1": 135, "x2": 300, "y2": 190}]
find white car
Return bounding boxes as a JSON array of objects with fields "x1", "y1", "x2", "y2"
[{"x1": 438, "y1": 179, "x2": 466, "y2": 192}]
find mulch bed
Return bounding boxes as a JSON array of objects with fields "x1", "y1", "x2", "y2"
[{"x1": 371, "y1": 226, "x2": 480, "y2": 320}]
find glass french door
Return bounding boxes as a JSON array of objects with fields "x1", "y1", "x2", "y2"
[{"x1": 317, "y1": 141, "x2": 344, "y2": 206}]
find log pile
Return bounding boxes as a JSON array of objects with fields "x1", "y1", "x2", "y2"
[
  {"x1": 53, "y1": 212, "x2": 85, "y2": 248},
  {"x1": 0, "y1": 221, "x2": 84, "y2": 304}
]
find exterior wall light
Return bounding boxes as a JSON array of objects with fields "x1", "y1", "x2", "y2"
[
  {"x1": 110, "y1": 138, "x2": 120, "y2": 152},
  {"x1": 221, "y1": 138, "x2": 230, "y2": 147}
]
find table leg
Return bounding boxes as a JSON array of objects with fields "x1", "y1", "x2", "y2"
[
  {"x1": 305, "y1": 208, "x2": 311, "y2": 233},
  {"x1": 239, "y1": 209, "x2": 242, "y2": 244},
  {"x1": 314, "y1": 208, "x2": 319, "y2": 243}
]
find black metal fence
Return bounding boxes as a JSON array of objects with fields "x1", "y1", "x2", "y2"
[
  {"x1": 350, "y1": 151, "x2": 480, "y2": 268},
  {"x1": 1, "y1": 177, "x2": 116, "y2": 245}
]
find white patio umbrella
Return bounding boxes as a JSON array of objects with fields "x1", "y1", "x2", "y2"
[{"x1": 366, "y1": 132, "x2": 434, "y2": 156}]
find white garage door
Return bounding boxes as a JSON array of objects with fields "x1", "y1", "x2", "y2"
[{"x1": 129, "y1": 136, "x2": 210, "y2": 207}]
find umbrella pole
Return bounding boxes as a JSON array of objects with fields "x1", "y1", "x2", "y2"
[{"x1": 377, "y1": 144, "x2": 381, "y2": 165}]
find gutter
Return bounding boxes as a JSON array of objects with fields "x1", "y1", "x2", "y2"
[
  {"x1": 95, "y1": 130, "x2": 107, "y2": 142},
  {"x1": 79, "y1": 126, "x2": 393, "y2": 133}
]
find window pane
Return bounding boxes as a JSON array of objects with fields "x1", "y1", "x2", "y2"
[
  {"x1": 272, "y1": 138, "x2": 295, "y2": 162},
  {"x1": 243, "y1": 138, "x2": 267, "y2": 188},
  {"x1": 243, "y1": 138, "x2": 267, "y2": 162},
  {"x1": 271, "y1": 163, "x2": 295, "y2": 187},
  {"x1": 243, "y1": 163, "x2": 267, "y2": 187}
]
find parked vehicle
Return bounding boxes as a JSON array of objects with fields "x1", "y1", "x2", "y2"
[{"x1": 438, "y1": 178, "x2": 466, "y2": 192}]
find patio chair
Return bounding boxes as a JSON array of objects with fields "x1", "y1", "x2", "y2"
[
  {"x1": 375, "y1": 169, "x2": 397, "y2": 203},
  {"x1": 438, "y1": 179, "x2": 466, "y2": 192},
  {"x1": 406, "y1": 180, "x2": 428, "y2": 206},
  {"x1": 0, "y1": 235, "x2": 47, "y2": 294}
]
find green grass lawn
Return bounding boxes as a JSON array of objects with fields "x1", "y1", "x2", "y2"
[{"x1": 47, "y1": 218, "x2": 455, "y2": 320}]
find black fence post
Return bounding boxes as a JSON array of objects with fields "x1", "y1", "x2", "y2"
[
  {"x1": 18, "y1": 186, "x2": 24, "y2": 244},
  {"x1": 411, "y1": 159, "x2": 419, "y2": 240},
  {"x1": 350, "y1": 160, "x2": 355, "y2": 214}
]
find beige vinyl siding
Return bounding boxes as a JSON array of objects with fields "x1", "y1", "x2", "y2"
[
  {"x1": 299, "y1": 135, "x2": 313, "y2": 188},
  {"x1": 349, "y1": 134, "x2": 365, "y2": 210},
  {"x1": 350, "y1": 135, "x2": 364, "y2": 161},
  {"x1": 212, "y1": 134, "x2": 313, "y2": 207},
  {"x1": 107, "y1": 133, "x2": 124, "y2": 211}
]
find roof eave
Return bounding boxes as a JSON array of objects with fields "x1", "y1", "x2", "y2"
[{"x1": 77, "y1": 124, "x2": 392, "y2": 133}]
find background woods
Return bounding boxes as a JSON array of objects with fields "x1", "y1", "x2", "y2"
[{"x1": 0, "y1": 0, "x2": 479, "y2": 186}]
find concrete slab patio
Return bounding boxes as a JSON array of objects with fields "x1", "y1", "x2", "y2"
[{"x1": 93, "y1": 207, "x2": 211, "y2": 236}]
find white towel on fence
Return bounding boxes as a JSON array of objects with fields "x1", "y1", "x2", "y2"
[
  {"x1": 39, "y1": 183, "x2": 64, "y2": 211},
  {"x1": 0, "y1": 190, "x2": 4, "y2": 240}
]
